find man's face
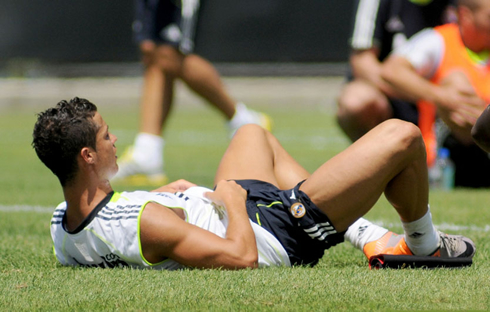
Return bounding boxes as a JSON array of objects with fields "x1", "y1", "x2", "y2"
[
  {"x1": 462, "y1": 1, "x2": 490, "y2": 51},
  {"x1": 93, "y1": 112, "x2": 118, "y2": 180},
  {"x1": 472, "y1": 2, "x2": 490, "y2": 50}
]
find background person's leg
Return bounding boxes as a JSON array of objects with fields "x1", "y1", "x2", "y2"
[
  {"x1": 336, "y1": 80, "x2": 393, "y2": 141},
  {"x1": 112, "y1": 47, "x2": 172, "y2": 185},
  {"x1": 159, "y1": 46, "x2": 271, "y2": 134},
  {"x1": 139, "y1": 66, "x2": 175, "y2": 136}
]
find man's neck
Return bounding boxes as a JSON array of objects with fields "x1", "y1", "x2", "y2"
[{"x1": 62, "y1": 179, "x2": 113, "y2": 232}]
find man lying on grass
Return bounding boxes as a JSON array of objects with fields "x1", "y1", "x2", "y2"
[{"x1": 32, "y1": 98, "x2": 475, "y2": 269}]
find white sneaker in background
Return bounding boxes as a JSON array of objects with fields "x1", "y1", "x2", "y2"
[
  {"x1": 227, "y1": 103, "x2": 273, "y2": 136},
  {"x1": 112, "y1": 145, "x2": 168, "y2": 187}
]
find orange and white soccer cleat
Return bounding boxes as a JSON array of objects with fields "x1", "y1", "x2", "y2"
[{"x1": 363, "y1": 231, "x2": 475, "y2": 260}]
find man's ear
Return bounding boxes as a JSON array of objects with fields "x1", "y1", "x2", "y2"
[{"x1": 80, "y1": 147, "x2": 96, "y2": 165}]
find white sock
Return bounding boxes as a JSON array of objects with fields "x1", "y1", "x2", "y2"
[
  {"x1": 132, "y1": 133, "x2": 164, "y2": 171},
  {"x1": 402, "y1": 207, "x2": 440, "y2": 256},
  {"x1": 228, "y1": 103, "x2": 258, "y2": 132},
  {"x1": 344, "y1": 217, "x2": 389, "y2": 251}
]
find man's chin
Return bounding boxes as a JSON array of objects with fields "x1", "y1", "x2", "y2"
[{"x1": 108, "y1": 166, "x2": 119, "y2": 181}]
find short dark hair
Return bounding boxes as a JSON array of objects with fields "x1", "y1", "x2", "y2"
[{"x1": 32, "y1": 97, "x2": 99, "y2": 186}]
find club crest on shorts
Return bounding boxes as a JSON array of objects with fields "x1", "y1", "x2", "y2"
[{"x1": 290, "y1": 202, "x2": 306, "y2": 218}]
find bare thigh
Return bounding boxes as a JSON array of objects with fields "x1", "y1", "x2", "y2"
[
  {"x1": 214, "y1": 125, "x2": 310, "y2": 189},
  {"x1": 300, "y1": 119, "x2": 427, "y2": 231}
]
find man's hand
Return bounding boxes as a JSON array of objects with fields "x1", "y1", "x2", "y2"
[
  {"x1": 142, "y1": 179, "x2": 257, "y2": 269},
  {"x1": 204, "y1": 180, "x2": 247, "y2": 210},
  {"x1": 435, "y1": 72, "x2": 487, "y2": 144},
  {"x1": 152, "y1": 179, "x2": 197, "y2": 193}
]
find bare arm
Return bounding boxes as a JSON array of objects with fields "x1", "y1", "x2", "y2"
[
  {"x1": 472, "y1": 104, "x2": 490, "y2": 153},
  {"x1": 382, "y1": 56, "x2": 485, "y2": 142},
  {"x1": 350, "y1": 49, "x2": 398, "y2": 98},
  {"x1": 141, "y1": 180, "x2": 258, "y2": 269},
  {"x1": 381, "y1": 56, "x2": 436, "y2": 103}
]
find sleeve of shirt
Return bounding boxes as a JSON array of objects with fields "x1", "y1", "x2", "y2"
[
  {"x1": 350, "y1": 0, "x2": 388, "y2": 50},
  {"x1": 392, "y1": 28, "x2": 445, "y2": 79}
]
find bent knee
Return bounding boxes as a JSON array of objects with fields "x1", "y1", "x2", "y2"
[
  {"x1": 381, "y1": 119, "x2": 425, "y2": 153},
  {"x1": 235, "y1": 124, "x2": 264, "y2": 136},
  {"x1": 337, "y1": 92, "x2": 369, "y2": 117},
  {"x1": 154, "y1": 45, "x2": 184, "y2": 75},
  {"x1": 231, "y1": 124, "x2": 269, "y2": 146},
  {"x1": 382, "y1": 119, "x2": 421, "y2": 140},
  {"x1": 337, "y1": 86, "x2": 390, "y2": 120}
]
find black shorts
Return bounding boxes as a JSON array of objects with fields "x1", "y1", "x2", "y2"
[
  {"x1": 390, "y1": 98, "x2": 419, "y2": 126},
  {"x1": 234, "y1": 179, "x2": 345, "y2": 267},
  {"x1": 133, "y1": 0, "x2": 200, "y2": 53}
]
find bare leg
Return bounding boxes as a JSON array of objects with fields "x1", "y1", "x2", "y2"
[
  {"x1": 214, "y1": 124, "x2": 310, "y2": 189},
  {"x1": 336, "y1": 80, "x2": 393, "y2": 141},
  {"x1": 301, "y1": 119, "x2": 428, "y2": 232},
  {"x1": 157, "y1": 45, "x2": 236, "y2": 120},
  {"x1": 216, "y1": 122, "x2": 474, "y2": 259},
  {"x1": 139, "y1": 66, "x2": 175, "y2": 135},
  {"x1": 115, "y1": 43, "x2": 268, "y2": 183},
  {"x1": 112, "y1": 44, "x2": 172, "y2": 183}
]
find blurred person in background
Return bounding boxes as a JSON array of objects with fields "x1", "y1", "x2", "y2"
[
  {"x1": 114, "y1": 0, "x2": 271, "y2": 186},
  {"x1": 381, "y1": 0, "x2": 490, "y2": 187},
  {"x1": 336, "y1": 0, "x2": 456, "y2": 142}
]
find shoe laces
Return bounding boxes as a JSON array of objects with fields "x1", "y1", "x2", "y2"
[{"x1": 439, "y1": 233, "x2": 461, "y2": 255}]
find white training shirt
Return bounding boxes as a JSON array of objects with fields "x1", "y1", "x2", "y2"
[
  {"x1": 391, "y1": 28, "x2": 445, "y2": 79},
  {"x1": 50, "y1": 186, "x2": 291, "y2": 269}
]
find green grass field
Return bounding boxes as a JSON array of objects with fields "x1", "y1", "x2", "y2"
[{"x1": 1, "y1": 77, "x2": 489, "y2": 310}]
